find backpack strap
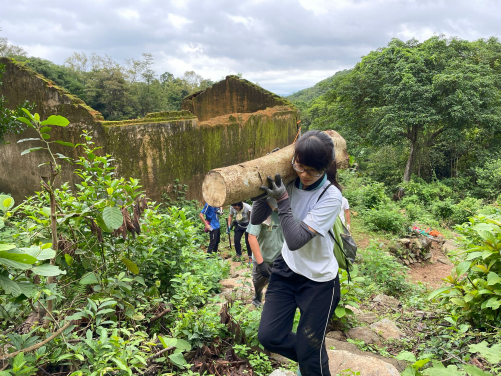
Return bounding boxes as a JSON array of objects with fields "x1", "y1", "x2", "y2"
[{"x1": 316, "y1": 184, "x2": 351, "y2": 282}]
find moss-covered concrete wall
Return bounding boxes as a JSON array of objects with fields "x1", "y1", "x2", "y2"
[
  {"x1": 105, "y1": 106, "x2": 299, "y2": 201},
  {"x1": 0, "y1": 59, "x2": 300, "y2": 203},
  {"x1": 180, "y1": 75, "x2": 293, "y2": 121}
]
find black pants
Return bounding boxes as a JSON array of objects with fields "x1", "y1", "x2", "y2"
[
  {"x1": 234, "y1": 224, "x2": 251, "y2": 257},
  {"x1": 207, "y1": 228, "x2": 220, "y2": 254},
  {"x1": 258, "y1": 255, "x2": 340, "y2": 376}
]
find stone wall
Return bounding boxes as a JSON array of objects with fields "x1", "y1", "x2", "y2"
[
  {"x1": 0, "y1": 58, "x2": 299, "y2": 203},
  {"x1": 180, "y1": 75, "x2": 293, "y2": 121}
]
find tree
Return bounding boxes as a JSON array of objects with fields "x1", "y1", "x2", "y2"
[
  {"x1": 328, "y1": 36, "x2": 501, "y2": 182},
  {"x1": 0, "y1": 36, "x2": 27, "y2": 58}
]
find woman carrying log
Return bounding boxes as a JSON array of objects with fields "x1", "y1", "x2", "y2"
[{"x1": 251, "y1": 130, "x2": 342, "y2": 376}]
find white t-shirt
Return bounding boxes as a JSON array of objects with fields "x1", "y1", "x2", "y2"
[
  {"x1": 281, "y1": 179, "x2": 342, "y2": 282},
  {"x1": 339, "y1": 197, "x2": 350, "y2": 225}
]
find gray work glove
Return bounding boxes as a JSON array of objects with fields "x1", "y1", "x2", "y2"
[
  {"x1": 257, "y1": 261, "x2": 272, "y2": 278},
  {"x1": 259, "y1": 174, "x2": 287, "y2": 201}
]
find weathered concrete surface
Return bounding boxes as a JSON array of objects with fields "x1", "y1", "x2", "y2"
[
  {"x1": 181, "y1": 75, "x2": 293, "y2": 122},
  {"x1": 0, "y1": 58, "x2": 299, "y2": 203}
]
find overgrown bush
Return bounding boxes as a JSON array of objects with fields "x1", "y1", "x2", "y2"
[
  {"x1": 429, "y1": 215, "x2": 501, "y2": 327},
  {"x1": 363, "y1": 203, "x2": 408, "y2": 234},
  {"x1": 358, "y1": 241, "x2": 412, "y2": 297}
]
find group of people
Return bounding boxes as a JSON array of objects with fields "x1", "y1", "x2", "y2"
[{"x1": 199, "y1": 130, "x2": 351, "y2": 376}]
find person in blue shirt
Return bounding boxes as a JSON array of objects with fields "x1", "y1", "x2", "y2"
[{"x1": 199, "y1": 204, "x2": 223, "y2": 254}]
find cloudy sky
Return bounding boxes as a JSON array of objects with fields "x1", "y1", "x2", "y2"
[{"x1": 1, "y1": 0, "x2": 500, "y2": 95}]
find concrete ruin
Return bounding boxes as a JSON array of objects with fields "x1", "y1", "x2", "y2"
[{"x1": 0, "y1": 58, "x2": 300, "y2": 203}]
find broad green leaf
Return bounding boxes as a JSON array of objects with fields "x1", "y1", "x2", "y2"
[
  {"x1": 422, "y1": 365, "x2": 463, "y2": 376},
  {"x1": 0, "y1": 258, "x2": 32, "y2": 270},
  {"x1": 168, "y1": 352, "x2": 187, "y2": 368},
  {"x1": 469, "y1": 341, "x2": 501, "y2": 364},
  {"x1": 487, "y1": 272, "x2": 501, "y2": 286},
  {"x1": 65, "y1": 254, "x2": 74, "y2": 266},
  {"x1": 95, "y1": 213, "x2": 113, "y2": 232},
  {"x1": 79, "y1": 273, "x2": 100, "y2": 285},
  {"x1": 158, "y1": 335, "x2": 176, "y2": 349},
  {"x1": 121, "y1": 258, "x2": 139, "y2": 275},
  {"x1": 17, "y1": 282, "x2": 37, "y2": 297},
  {"x1": 0, "y1": 244, "x2": 16, "y2": 251},
  {"x1": 334, "y1": 306, "x2": 346, "y2": 318},
  {"x1": 40, "y1": 126, "x2": 52, "y2": 133},
  {"x1": 41, "y1": 115, "x2": 70, "y2": 127},
  {"x1": 0, "y1": 251, "x2": 37, "y2": 264},
  {"x1": 102, "y1": 206, "x2": 123, "y2": 230},
  {"x1": 450, "y1": 298, "x2": 467, "y2": 307},
  {"x1": 21, "y1": 147, "x2": 44, "y2": 155},
  {"x1": 484, "y1": 297, "x2": 501, "y2": 310},
  {"x1": 111, "y1": 358, "x2": 128, "y2": 371},
  {"x1": 455, "y1": 261, "x2": 471, "y2": 277},
  {"x1": 17, "y1": 116, "x2": 34, "y2": 128},
  {"x1": 21, "y1": 246, "x2": 55, "y2": 260},
  {"x1": 396, "y1": 351, "x2": 416, "y2": 362},
  {"x1": 428, "y1": 286, "x2": 451, "y2": 300},
  {"x1": 0, "y1": 272, "x2": 22, "y2": 296},
  {"x1": 53, "y1": 140, "x2": 75, "y2": 147},
  {"x1": 31, "y1": 264, "x2": 66, "y2": 277},
  {"x1": 413, "y1": 359, "x2": 430, "y2": 369},
  {"x1": 174, "y1": 339, "x2": 191, "y2": 351},
  {"x1": 41, "y1": 133, "x2": 50, "y2": 140},
  {"x1": 462, "y1": 364, "x2": 492, "y2": 376}
]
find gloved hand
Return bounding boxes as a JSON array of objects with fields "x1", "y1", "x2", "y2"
[
  {"x1": 346, "y1": 224, "x2": 351, "y2": 232},
  {"x1": 226, "y1": 228, "x2": 231, "y2": 235},
  {"x1": 257, "y1": 261, "x2": 272, "y2": 278},
  {"x1": 259, "y1": 174, "x2": 288, "y2": 201}
]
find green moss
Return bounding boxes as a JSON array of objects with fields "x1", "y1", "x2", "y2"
[
  {"x1": 101, "y1": 111, "x2": 197, "y2": 128},
  {"x1": 1, "y1": 57, "x2": 104, "y2": 121}
]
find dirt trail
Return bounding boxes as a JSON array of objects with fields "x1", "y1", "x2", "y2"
[{"x1": 407, "y1": 240, "x2": 455, "y2": 289}]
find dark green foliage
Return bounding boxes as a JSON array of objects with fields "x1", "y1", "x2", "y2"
[
  {"x1": 359, "y1": 241, "x2": 412, "y2": 297},
  {"x1": 363, "y1": 203, "x2": 408, "y2": 234}
]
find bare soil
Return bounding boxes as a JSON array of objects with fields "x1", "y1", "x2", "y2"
[{"x1": 407, "y1": 241, "x2": 454, "y2": 289}]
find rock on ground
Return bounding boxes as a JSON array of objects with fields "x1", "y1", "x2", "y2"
[
  {"x1": 373, "y1": 294, "x2": 400, "y2": 308},
  {"x1": 328, "y1": 350, "x2": 400, "y2": 376},
  {"x1": 370, "y1": 318, "x2": 406, "y2": 340},
  {"x1": 325, "y1": 330, "x2": 346, "y2": 341},
  {"x1": 268, "y1": 370, "x2": 295, "y2": 376},
  {"x1": 347, "y1": 327, "x2": 382, "y2": 346},
  {"x1": 325, "y1": 338, "x2": 406, "y2": 372}
]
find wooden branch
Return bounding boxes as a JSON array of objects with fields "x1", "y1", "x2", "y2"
[
  {"x1": 0, "y1": 321, "x2": 72, "y2": 360},
  {"x1": 146, "y1": 346, "x2": 174, "y2": 365},
  {"x1": 149, "y1": 307, "x2": 172, "y2": 324}
]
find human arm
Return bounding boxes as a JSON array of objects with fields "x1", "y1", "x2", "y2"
[
  {"x1": 249, "y1": 233, "x2": 272, "y2": 277},
  {"x1": 250, "y1": 198, "x2": 272, "y2": 225},
  {"x1": 345, "y1": 209, "x2": 351, "y2": 231},
  {"x1": 199, "y1": 212, "x2": 210, "y2": 231},
  {"x1": 227, "y1": 214, "x2": 233, "y2": 233}
]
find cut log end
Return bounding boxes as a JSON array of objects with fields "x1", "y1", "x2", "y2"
[{"x1": 202, "y1": 171, "x2": 227, "y2": 207}]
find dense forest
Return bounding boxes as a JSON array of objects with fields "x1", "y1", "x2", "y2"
[{"x1": 1, "y1": 34, "x2": 501, "y2": 376}]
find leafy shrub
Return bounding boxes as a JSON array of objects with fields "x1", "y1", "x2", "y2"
[
  {"x1": 475, "y1": 157, "x2": 501, "y2": 200},
  {"x1": 400, "y1": 177, "x2": 454, "y2": 203},
  {"x1": 366, "y1": 145, "x2": 406, "y2": 187},
  {"x1": 363, "y1": 203, "x2": 408, "y2": 234},
  {"x1": 429, "y1": 215, "x2": 501, "y2": 327},
  {"x1": 358, "y1": 241, "x2": 412, "y2": 297},
  {"x1": 431, "y1": 197, "x2": 455, "y2": 224},
  {"x1": 450, "y1": 197, "x2": 482, "y2": 225}
]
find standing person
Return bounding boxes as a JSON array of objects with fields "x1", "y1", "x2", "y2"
[
  {"x1": 251, "y1": 130, "x2": 343, "y2": 376},
  {"x1": 339, "y1": 196, "x2": 351, "y2": 232},
  {"x1": 227, "y1": 202, "x2": 252, "y2": 263},
  {"x1": 247, "y1": 198, "x2": 284, "y2": 307},
  {"x1": 199, "y1": 204, "x2": 222, "y2": 254}
]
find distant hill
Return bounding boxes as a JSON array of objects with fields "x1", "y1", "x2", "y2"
[{"x1": 286, "y1": 69, "x2": 351, "y2": 103}]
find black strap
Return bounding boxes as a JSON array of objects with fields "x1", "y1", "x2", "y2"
[{"x1": 317, "y1": 183, "x2": 351, "y2": 282}]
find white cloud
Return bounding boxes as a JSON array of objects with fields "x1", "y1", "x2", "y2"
[
  {"x1": 1, "y1": 0, "x2": 500, "y2": 94},
  {"x1": 117, "y1": 8, "x2": 140, "y2": 20},
  {"x1": 167, "y1": 13, "x2": 192, "y2": 29}
]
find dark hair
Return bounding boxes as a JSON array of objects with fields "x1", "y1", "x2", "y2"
[
  {"x1": 231, "y1": 202, "x2": 243, "y2": 209},
  {"x1": 294, "y1": 130, "x2": 342, "y2": 191}
]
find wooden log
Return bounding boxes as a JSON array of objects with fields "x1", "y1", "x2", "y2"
[{"x1": 202, "y1": 130, "x2": 349, "y2": 207}]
